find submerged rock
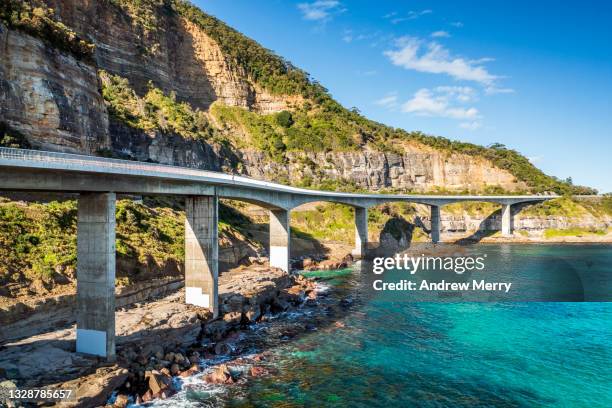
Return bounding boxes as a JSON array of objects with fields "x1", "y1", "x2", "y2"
[{"x1": 249, "y1": 366, "x2": 268, "y2": 377}]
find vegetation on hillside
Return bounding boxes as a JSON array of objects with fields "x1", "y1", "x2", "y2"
[
  {"x1": 520, "y1": 197, "x2": 586, "y2": 217},
  {"x1": 543, "y1": 227, "x2": 607, "y2": 239},
  {"x1": 291, "y1": 202, "x2": 429, "y2": 244},
  {"x1": 0, "y1": 0, "x2": 95, "y2": 62},
  {"x1": 0, "y1": 199, "x2": 185, "y2": 294},
  {"x1": 3, "y1": 0, "x2": 596, "y2": 195},
  {"x1": 100, "y1": 70, "x2": 222, "y2": 143},
  {"x1": 174, "y1": 1, "x2": 329, "y2": 99},
  {"x1": 0, "y1": 195, "x2": 275, "y2": 296},
  {"x1": 395, "y1": 131, "x2": 595, "y2": 195},
  {"x1": 210, "y1": 101, "x2": 593, "y2": 194},
  {"x1": 211, "y1": 103, "x2": 365, "y2": 160}
]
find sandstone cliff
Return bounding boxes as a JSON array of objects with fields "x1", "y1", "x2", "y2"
[
  {"x1": 0, "y1": 22, "x2": 109, "y2": 153},
  {"x1": 0, "y1": 0, "x2": 586, "y2": 194}
]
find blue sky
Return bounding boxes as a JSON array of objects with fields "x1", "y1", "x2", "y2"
[{"x1": 194, "y1": 0, "x2": 612, "y2": 192}]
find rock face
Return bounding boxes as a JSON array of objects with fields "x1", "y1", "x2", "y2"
[
  {"x1": 42, "y1": 0, "x2": 294, "y2": 113},
  {"x1": 241, "y1": 148, "x2": 523, "y2": 192},
  {"x1": 439, "y1": 212, "x2": 611, "y2": 233},
  {"x1": 0, "y1": 1, "x2": 524, "y2": 193},
  {"x1": 0, "y1": 23, "x2": 109, "y2": 153}
]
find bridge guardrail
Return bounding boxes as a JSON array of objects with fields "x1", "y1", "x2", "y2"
[{"x1": 0, "y1": 148, "x2": 561, "y2": 201}]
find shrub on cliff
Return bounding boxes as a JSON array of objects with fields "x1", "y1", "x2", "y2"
[{"x1": 100, "y1": 71, "x2": 220, "y2": 142}]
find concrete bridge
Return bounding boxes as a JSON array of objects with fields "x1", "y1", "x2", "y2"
[{"x1": 0, "y1": 148, "x2": 555, "y2": 359}]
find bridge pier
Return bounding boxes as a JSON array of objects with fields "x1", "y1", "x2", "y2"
[
  {"x1": 430, "y1": 205, "x2": 441, "y2": 243},
  {"x1": 501, "y1": 204, "x2": 513, "y2": 236},
  {"x1": 352, "y1": 207, "x2": 368, "y2": 258},
  {"x1": 76, "y1": 192, "x2": 116, "y2": 360},
  {"x1": 269, "y1": 209, "x2": 290, "y2": 272},
  {"x1": 185, "y1": 196, "x2": 219, "y2": 318}
]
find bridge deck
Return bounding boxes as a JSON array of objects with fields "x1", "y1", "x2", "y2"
[{"x1": 0, "y1": 148, "x2": 555, "y2": 209}]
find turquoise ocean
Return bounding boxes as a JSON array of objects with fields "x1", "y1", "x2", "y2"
[{"x1": 154, "y1": 244, "x2": 612, "y2": 407}]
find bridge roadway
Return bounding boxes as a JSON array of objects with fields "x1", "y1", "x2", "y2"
[{"x1": 0, "y1": 148, "x2": 555, "y2": 359}]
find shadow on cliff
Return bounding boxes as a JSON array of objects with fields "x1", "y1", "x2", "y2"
[
  {"x1": 453, "y1": 208, "x2": 504, "y2": 244},
  {"x1": 371, "y1": 216, "x2": 417, "y2": 256}
]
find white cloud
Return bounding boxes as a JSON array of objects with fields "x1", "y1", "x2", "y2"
[
  {"x1": 401, "y1": 87, "x2": 480, "y2": 120},
  {"x1": 342, "y1": 29, "x2": 353, "y2": 42},
  {"x1": 297, "y1": 1, "x2": 344, "y2": 22},
  {"x1": 451, "y1": 21, "x2": 464, "y2": 28},
  {"x1": 343, "y1": 29, "x2": 378, "y2": 43},
  {"x1": 485, "y1": 86, "x2": 515, "y2": 95},
  {"x1": 459, "y1": 121, "x2": 482, "y2": 130},
  {"x1": 431, "y1": 30, "x2": 450, "y2": 38},
  {"x1": 408, "y1": 9, "x2": 432, "y2": 19},
  {"x1": 384, "y1": 9, "x2": 432, "y2": 24},
  {"x1": 434, "y1": 86, "x2": 477, "y2": 102},
  {"x1": 374, "y1": 92, "x2": 399, "y2": 108},
  {"x1": 384, "y1": 36, "x2": 500, "y2": 87}
]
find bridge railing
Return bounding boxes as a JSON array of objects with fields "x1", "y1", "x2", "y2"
[
  {"x1": 0, "y1": 147, "x2": 370, "y2": 197},
  {"x1": 0, "y1": 147, "x2": 233, "y2": 179},
  {"x1": 0, "y1": 148, "x2": 560, "y2": 201}
]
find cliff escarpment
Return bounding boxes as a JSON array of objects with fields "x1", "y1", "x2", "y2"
[{"x1": 0, "y1": 0, "x2": 595, "y2": 194}]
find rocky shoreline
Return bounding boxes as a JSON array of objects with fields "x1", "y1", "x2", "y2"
[
  {"x1": 108, "y1": 271, "x2": 319, "y2": 406},
  {"x1": 0, "y1": 258, "x2": 343, "y2": 407}
]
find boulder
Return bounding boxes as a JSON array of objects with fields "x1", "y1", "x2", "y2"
[
  {"x1": 272, "y1": 297, "x2": 291, "y2": 312},
  {"x1": 223, "y1": 311, "x2": 242, "y2": 325},
  {"x1": 214, "y1": 341, "x2": 235, "y2": 356},
  {"x1": 173, "y1": 353, "x2": 186, "y2": 364},
  {"x1": 113, "y1": 394, "x2": 129, "y2": 408},
  {"x1": 144, "y1": 370, "x2": 172, "y2": 395},
  {"x1": 179, "y1": 365, "x2": 199, "y2": 378},
  {"x1": 204, "y1": 364, "x2": 234, "y2": 384},
  {"x1": 188, "y1": 352, "x2": 200, "y2": 365}
]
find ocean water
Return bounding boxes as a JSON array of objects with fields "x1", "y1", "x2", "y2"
[{"x1": 156, "y1": 244, "x2": 612, "y2": 408}]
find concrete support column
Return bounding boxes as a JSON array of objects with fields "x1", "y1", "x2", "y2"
[
  {"x1": 185, "y1": 196, "x2": 219, "y2": 318},
  {"x1": 76, "y1": 192, "x2": 116, "y2": 360},
  {"x1": 352, "y1": 207, "x2": 368, "y2": 259},
  {"x1": 501, "y1": 204, "x2": 513, "y2": 236},
  {"x1": 430, "y1": 205, "x2": 441, "y2": 243},
  {"x1": 269, "y1": 209, "x2": 290, "y2": 272}
]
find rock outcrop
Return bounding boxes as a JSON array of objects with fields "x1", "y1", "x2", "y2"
[
  {"x1": 41, "y1": 0, "x2": 295, "y2": 113},
  {"x1": 241, "y1": 147, "x2": 524, "y2": 192}
]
